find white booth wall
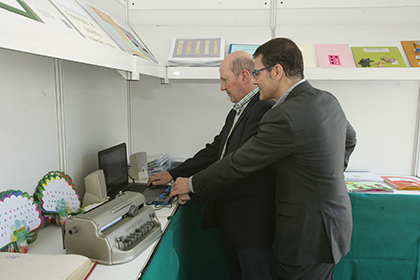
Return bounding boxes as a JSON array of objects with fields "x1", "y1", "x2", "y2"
[
  {"x1": 0, "y1": 49, "x2": 129, "y2": 195},
  {"x1": 0, "y1": 0, "x2": 419, "y2": 199}
]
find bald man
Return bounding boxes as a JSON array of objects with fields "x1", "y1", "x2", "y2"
[{"x1": 148, "y1": 51, "x2": 276, "y2": 280}]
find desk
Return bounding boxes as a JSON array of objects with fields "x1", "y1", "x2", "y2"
[
  {"x1": 335, "y1": 192, "x2": 420, "y2": 280},
  {"x1": 28, "y1": 204, "x2": 179, "y2": 280},
  {"x1": 28, "y1": 192, "x2": 420, "y2": 279},
  {"x1": 141, "y1": 192, "x2": 420, "y2": 280}
]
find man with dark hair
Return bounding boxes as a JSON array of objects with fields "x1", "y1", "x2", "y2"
[
  {"x1": 171, "y1": 38, "x2": 357, "y2": 280},
  {"x1": 149, "y1": 51, "x2": 276, "y2": 280}
]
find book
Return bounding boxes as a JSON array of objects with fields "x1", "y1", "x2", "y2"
[
  {"x1": 351, "y1": 46, "x2": 406, "y2": 68},
  {"x1": 346, "y1": 182, "x2": 394, "y2": 192},
  {"x1": 30, "y1": 4, "x2": 80, "y2": 36},
  {"x1": 0, "y1": 252, "x2": 96, "y2": 279},
  {"x1": 118, "y1": 25, "x2": 160, "y2": 64},
  {"x1": 83, "y1": 4, "x2": 150, "y2": 60},
  {"x1": 344, "y1": 171, "x2": 384, "y2": 183},
  {"x1": 167, "y1": 37, "x2": 225, "y2": 67},
  {"x1": 298, "y1": 44, "x2": 317, "y2": 68},
  {"x1": 49, "y1": 0, "x2": 119, "y2": 51},
  {"x1": 381, "y1": 175, "x2": 420, "y2": 190},
  {"x1": 228, "y1": 44, "x2": 259, "y2": 56},
  {"x1": 315, "y1": 44, "x2": 356, "y2": 68},
  {"x1": 401, "y1": 40, "x2": 420, "y2": 67}
]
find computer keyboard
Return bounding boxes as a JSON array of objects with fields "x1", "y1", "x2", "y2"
[{"x1": 127, "y1": 183, "x2": 148, "y2": 193}]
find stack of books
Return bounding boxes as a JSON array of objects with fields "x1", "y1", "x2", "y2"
[{"x1": 344, "y1": 171, "x2": 394, "y2": 192}]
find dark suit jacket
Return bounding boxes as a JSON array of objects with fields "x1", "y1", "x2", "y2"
[
  {"x1": 169, "y1": 92, "x2": 276, "y2": 247},
  {"x1": 192, "y1": 81, "x2": 357, "y2": 265}
]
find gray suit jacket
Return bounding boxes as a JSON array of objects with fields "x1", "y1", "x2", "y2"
[{"x1": 192, "y1": 80, "x2": 357, "y2": 266}]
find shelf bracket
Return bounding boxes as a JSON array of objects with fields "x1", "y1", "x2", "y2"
[{"x1": 161, "y1": 66, "x2": 169, "y2": 84}]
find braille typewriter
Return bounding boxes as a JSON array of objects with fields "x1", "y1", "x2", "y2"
[{"x1": 63, "y1": 191, "x2": 162, "y2": 265}]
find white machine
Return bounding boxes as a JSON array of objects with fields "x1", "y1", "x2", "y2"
[{"x1": 64, "y1": 192, "x2": 162, "y2": 265}]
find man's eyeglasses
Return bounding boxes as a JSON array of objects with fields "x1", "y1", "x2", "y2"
[{"x1": 252, "y1": 65, "x2": 275, "y2": 78}]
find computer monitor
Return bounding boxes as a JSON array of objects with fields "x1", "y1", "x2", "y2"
[{"x1": 97, "y1": 143, "x2": 129, "y2": 198}]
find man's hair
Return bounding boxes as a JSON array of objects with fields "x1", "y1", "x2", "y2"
[
  {"x1": 230, "y1": 55, "x2": 255, "y2": 77},
  {"x1": 253, "y1": 38, "x2": 304, "y2": 79}
]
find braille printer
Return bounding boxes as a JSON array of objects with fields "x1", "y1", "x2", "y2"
[{"x1": 63, "y1": 191, "x2": 162, "y2": 265}]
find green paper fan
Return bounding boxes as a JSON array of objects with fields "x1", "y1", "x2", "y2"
[{"x1": 34, "y1": 171, "x2": 80, "y2": 217}]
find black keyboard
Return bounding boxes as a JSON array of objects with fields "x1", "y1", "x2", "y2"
[{"x1": 127, "y1": 183, "x2": 148, "y2": 193}]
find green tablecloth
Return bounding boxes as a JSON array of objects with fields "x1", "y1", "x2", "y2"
[
  {"x1": 334, "y1": 193, "x2": 420, "y2": 280},
  {"x1": 141, "y1": 203, "x2": 229, "y2": 280},
  {"x1": 141, "y1": 193, "x2": 420, "y2": 280}
]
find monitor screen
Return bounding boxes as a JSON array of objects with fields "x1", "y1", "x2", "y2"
[{"x1": 98, "y1": 143, "x2": 128, "y2": 196}]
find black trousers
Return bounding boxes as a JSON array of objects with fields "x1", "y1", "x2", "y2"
[
  {"x1": 276, "y1": 262, "x2": 335, "y2": 280},
  {"x1": 224, "y1": 245, "x2": 276, "y2": 280}
]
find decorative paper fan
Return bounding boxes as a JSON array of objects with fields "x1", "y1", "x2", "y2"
[
  {"x1": 34, "y1": 171, "x2": 80, "y2": 226},
  {"x1": 0, "y1": 190, "x2": 43, "y2": 253}
]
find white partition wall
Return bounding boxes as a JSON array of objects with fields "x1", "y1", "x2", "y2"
[
  {"x1": 62, "y1": 61, "x2": 130, "y2": 193},
  {"x1": 130, "y1": 77, "x2": 231, "y2": 159},
  {"x1": 311, "y1": 80, "x2": 420, "y2": 175},
  {"x1": 0, "y1": 50, "x2": 59, "y2": 193},
  {"x1": 0, "y1": 49, "x2": 130, "y2": 195},
  {"x1": 1, "y1": 0, "x2": 420, "y2": 199}
]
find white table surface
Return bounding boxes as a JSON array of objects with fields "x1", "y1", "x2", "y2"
[{"x1": 28, "y1": 203, "x2": 178, "y2": 280}]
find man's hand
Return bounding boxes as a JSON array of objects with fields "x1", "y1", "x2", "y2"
[
  {"x1": 170, "y1": 177, "x2": 191, "y2": 198},
  {"x1": 178, "y1": 193, "x2": 191, "y2": 204},
  {"x1": 148, "y1": 172, "x2": 173, "y2": 186}
]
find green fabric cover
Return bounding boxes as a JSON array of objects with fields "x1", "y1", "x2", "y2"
[
  {"x1": 142, "y1": 193, "x2": 420, "y2": 280},
  {"x1": 141, "y1": 202, "x2": 229, "y2": 280},
  {"x1": 334, "y1": 193, "x2": 420, "y2": 280}
]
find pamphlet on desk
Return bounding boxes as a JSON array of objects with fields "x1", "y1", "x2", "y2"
[
  {"x1": 381, "y1": 175, "x2": 420, "y2": 190},
  {"x1": 345, "y1": 182, "x2": 394, "y2": 192},
  {"x1": 344, "y1": 171, "x2": 394, "y2": 192},
  {"x1": 344, "y1": 171, "x2": 385, "y2": 183},
  {"x1": 0, "y1": 252, "x2": 96, "y2": 280}
]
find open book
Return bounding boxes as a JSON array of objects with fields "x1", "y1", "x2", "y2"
[{"x1": 0, "y1": 252, "x2": 96, "y2": 279}]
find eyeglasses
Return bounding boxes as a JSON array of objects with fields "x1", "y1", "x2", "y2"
[{"x1": 252, "y1": 65, "x2": 275, "y2": 78}]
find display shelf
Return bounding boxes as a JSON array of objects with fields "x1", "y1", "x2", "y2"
[
  {"x1": 133, "y1": 56, "x2": 166, "y2": 80},
  {"x1": 2, "y1": 1, "x2": 419, "y2": 82},
  {"x1": 305, "y1": 67, "x2": 420, "y2": 81},
  {"x1": 167, "y1": 66, "x2": 420, "y2": 81},
  {"x1": 168, "y1": 67, "x2": 220, "y2": 80},
  {"x1": 0, "y1": 4, "x2": 165, "y2": 80}
]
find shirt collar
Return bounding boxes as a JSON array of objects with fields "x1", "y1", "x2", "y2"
[
  {"x1": 234, "y1": 87, "x2": 259, "y2": 111},
  {"x1": 273, "y1": 79, "x2": 306, "y2": 108}
]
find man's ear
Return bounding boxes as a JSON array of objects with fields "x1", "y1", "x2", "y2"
[
  {"x1": 272, "y1": 64, "x2": 284, "y2": 82},
  {"x1": 241, "y1": 69, "x2": 251, "y2": 83}
]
